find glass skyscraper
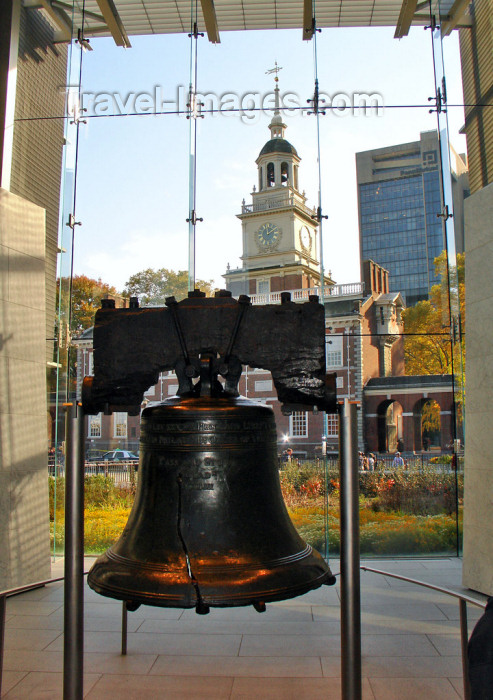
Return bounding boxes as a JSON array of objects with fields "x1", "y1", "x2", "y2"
[{"x1": 356, "y1": 131, "x2": 468, "y2": 307}]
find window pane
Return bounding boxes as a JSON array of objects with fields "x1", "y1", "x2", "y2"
[
  {"x1": 326, "y1": 414, "x2": 339, "y2": 437},
  {"x1": 326, "y1": 335, "x2": 343, "y2": 367},
  {"x1": 114, "y1": 412, "x2": 127, "y2": 438},
  {"x1": 290, "y1": 411, "x2": 308, "y2": 437},
  {"x1": 88, "y1": 412, "x2": 101, "y2": 438},
  {"x1": 255, "y1": 379, "x2": 273, "y2": 392}
]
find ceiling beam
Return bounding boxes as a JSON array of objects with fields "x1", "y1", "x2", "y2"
[
  {"x1": 303, "y1": 0, "x2": 314, "y2": 40},
  {"x1": 95, "y1": 0, "x2": 131, "y2": 48},
  {"x1": 39, "y1": 0, "x2": 72, "y2": 41},
  {"x1": 200, "y1": 0, "x2": 220, "y2": 44},
  {"x1": 52, "y1": 1, "x2": 105, "y2": 24},
  {"x1": 441, "y1": 0, "x2": 471, "y2": 35},
  {"x1": 394, "y1": 0, "x2": 419, "y2": 38}
]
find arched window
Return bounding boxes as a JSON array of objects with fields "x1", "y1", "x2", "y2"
[
  {"x1": 377, "y1": 400, "x2": 403, "y2": 453},
  {"x1": 267, "y1": 162, "x2": 275, "y2": 187},
  {"x1": 417, "y1": 399, "x2": 441, "y2": 451},
  {"x1": 259, "y1": 166, "x2": 263, "y2": 191},
  {"x1": 281, "y1": 162, "x2": 289, "y2": 186}
]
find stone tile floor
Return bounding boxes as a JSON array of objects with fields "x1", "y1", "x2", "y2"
[{"x1": 1, "y1": 557, "x2": 487, "y2": 699}]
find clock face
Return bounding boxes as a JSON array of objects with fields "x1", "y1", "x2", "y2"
[
  {"x1": 299, "y1": 226, "x2": 312, "y2": 252},
  {"x1": 256, "y1": 222, "x2": 281, "y2": 250}
]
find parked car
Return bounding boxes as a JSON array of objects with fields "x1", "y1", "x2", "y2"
[{"x1": 89, "y1": 450, "x2": 139, "y2": 462}]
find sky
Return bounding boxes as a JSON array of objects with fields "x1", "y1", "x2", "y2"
[{"x1": 64, "y1": 25, "x2": 467, "y2": 293}]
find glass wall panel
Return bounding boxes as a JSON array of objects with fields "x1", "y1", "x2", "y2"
[
  {"x1": 50, "y1": 43, "x2": 83, "y2": 554},
  {"x1": 431, "y1": 0, "x2": 466, "y2": 464},
  {"x1": 11, "y1": 0, "x2": 83, "y2": 557},
  {"x1": 51, "y1": 34, "x2": 191, "y2": 554},
  {"x1": 31, "y1": 19, "x2": 466, "y2": 562}
]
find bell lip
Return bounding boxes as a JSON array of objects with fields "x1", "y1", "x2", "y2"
[
  {"x1": 87, "y1": 547, "x2": 335, "y2": 610},
  {"x1": 87, "y1": 568, "x2": 334, "y2": 609},
  {"x1": 92, "y1": 544, "x2": 325, "y2": 575}
]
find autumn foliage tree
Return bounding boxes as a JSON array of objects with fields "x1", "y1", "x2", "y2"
[
  {"x1": 124, "y1": 268, "x2": 215, "y2": 305},
  {"x1": 57, "y1": 275, "x2": 119, "y2": 335},
  {"x1": 403, "y1": 252, "x2": 465, "y2": 439},
  {"x1": 402, "y1": 252, "x2": 465, "y2": 376},
  {"x1": 53, "y1": 275, "x2": 118, "y2": 396}
]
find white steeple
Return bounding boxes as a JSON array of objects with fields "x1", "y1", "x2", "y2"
[
  {"x1": 222, "y1": 64, "x2": 333, "y2": 298},
  {"x1": 269, "y1": 81, "x2": 286, "y2": 139},
  {"x1": 266, "y1": 62, "x2": 286, "y2": 139}
]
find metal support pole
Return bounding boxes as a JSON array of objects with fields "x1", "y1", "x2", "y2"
[
  {"x1": 63, "y1": 402, "x2": 85, "y2": 700},
  {"x1": 121, "y1": 603, "x2": 127, "y2": 655},
  {"x1": 0, "y1": 594, "x2": 6, "y2": 698},
  {"x1": 460, "y1": 598, "x2": 471, "y2": 700},
  {"x1": 339, "y1": 399, "x2": 362, "y2": 700}
]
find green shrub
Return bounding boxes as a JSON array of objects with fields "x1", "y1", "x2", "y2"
[
  {"x1": 430, "y1": 454, "x2": 453, "y2": 464},
  {"x1": 49, "y1": 477, "x2": 65, "y2": 519},
  {"x1": 280, "y1": 463, "x2": 343, "y2": 497},
  {"x1": 287, "y1": 504, "x2": 461, "y2": 557},
  {"x1": 49, "y1": 475, "x2": 135, "y2": 517},
  {"x1": 50, "y1": 464, "x2": 463, "y2": 557},
  {"x1": 50, "y1": 506, "x2": 131, "y2": 554},
  {"x1": 280, "y1": 461, "x2": 323, "y2": 492},
  {"x1": 83, "y1": 474, "x2": 133, "y2": 509},
  {"x1": 358, "y1": 514, "x2": 460, "y2": 554},
  {"x1": 296, "y1": 518, "x2": 326, "y2": 553},
  {"x1": 358, "y1": 472, "x2": 383, "y2": 498},
  {"x1": 370, "y1": 470, "x2": 463, "y2": 516},
  {"x1": 279, "y1": 462, "x2": 463, "y2": 516}
]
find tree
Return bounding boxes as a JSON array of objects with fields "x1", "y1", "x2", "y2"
[
  {"x1": 402, "y1": 252, "x2": 465, "y2": 376},
  {"x1": 124, "y1": 268, "x2": 216, "y2": 305},
  {"x1": 421, "y1": 399, "x2": 441, "y2": 432},
  {"x1": 57, "y1": 274, "x2": 119, "y2": 335},
  {"x1": 52, "y1": 275, "x2": 118, "y2": 397},
  {"x1": 403, "y1": 252, "x2": 465, "y2": 441}
]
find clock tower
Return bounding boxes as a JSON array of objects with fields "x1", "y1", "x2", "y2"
[{"x1": 224, "y1": 74, "x2": 333, "y2": 297}]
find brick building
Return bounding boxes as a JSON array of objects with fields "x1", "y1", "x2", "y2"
[{"x1": 74, "y1": 271, "x2": 409, "y2": 460}]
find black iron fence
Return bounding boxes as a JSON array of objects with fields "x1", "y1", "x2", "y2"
[{"x1": 49, "y1": 460, "x2": 138, "y2": 484}]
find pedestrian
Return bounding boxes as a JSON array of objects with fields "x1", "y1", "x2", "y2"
[
  {"x1": 367, "y1": 453, "x2": 375, "y2": 471},
  {"x1": 468, "y1": 597, "x2": 493, "y2": 698},
  {"x1": 392, "y1": 451, "x2": 404, "y2": 468}
]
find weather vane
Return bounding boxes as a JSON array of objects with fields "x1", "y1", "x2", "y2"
[{"x1": 266, "y1": 61, "x2": 283, "y2": 82}]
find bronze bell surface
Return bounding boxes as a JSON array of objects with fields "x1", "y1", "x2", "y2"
[{"x1": 88, "y1": 395, "x2": 336, "y2": 613}]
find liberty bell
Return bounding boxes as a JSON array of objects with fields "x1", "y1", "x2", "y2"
[{"x1": 84, "y1": 292, "x2": 337, "y2": 613}]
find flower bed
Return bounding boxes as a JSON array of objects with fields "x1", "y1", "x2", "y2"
[
  {"x1": 288, "y1": 503, "x2": 461, "y2": 555},
  {"x1": 281, "y1": 461, "x2": 463, "y2": 555},
  {"x1": 49, "y1": 464, "x2": 463, "y2": 556}
]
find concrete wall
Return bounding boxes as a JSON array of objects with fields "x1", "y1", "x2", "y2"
[
  {"x1": 463, "y1": 182, "x2": 493, "y2": 594},
  {"x1": 9, "y1": 5, "x2": 67, "y2": 364},
  {"x1": 459, "y1": 0, "x2": 493, "y2": 194},
  {"x1": 0, "y1": 187, "x2": 50, "y2": 589}
]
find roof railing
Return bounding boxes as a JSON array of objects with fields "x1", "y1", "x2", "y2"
[{"x1": 246, "y1": 282, "x2": 364, "y2": 305}]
